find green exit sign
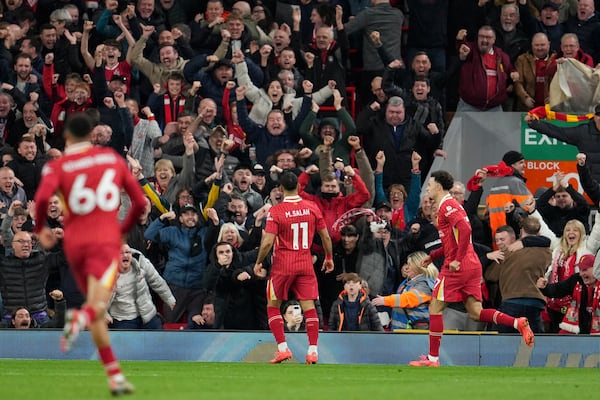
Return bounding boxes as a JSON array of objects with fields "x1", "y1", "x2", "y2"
[{"x1": 521, "y1": 115, "x2": 581, "y2": 161}]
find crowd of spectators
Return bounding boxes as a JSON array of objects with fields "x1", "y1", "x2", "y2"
[{"x1": 0, "y1": 0, "x2": 600, "y2": 334}]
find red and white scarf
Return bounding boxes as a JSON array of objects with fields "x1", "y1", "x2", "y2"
[
  {"x1": 559, "y1": 281, "x2": 600, "y2": 334},
  {"x1": 163, "y1": 94, "x2": 185, "y2": 125},
  {"x1": 547, "y1": 253, "x2": 576, "y2": 312}
]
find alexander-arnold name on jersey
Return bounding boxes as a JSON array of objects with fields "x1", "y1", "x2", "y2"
[{"x1": 62, "y1": 153, "x2": 118, "y2": 172}]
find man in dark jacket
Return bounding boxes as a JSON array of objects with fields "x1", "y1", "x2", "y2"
[
  {"x1": 203, "y1": 241, "x2": 266, "y2": 329},
  {"x1": 0, "y1": 231, "x2": 49, "y2": 326},
  {"x1": 564, "y1": 0, "x2": 600, "y2": 62},
  {"x1": 7, "y1": 289, "x2": 66, "y2": 329},
  {"x1": 526, "y1": 105, "x2": 600, "y2": 183},
  {"x1": 359, "y1": 96, "x2": 424, "y2": 190},
  {"x1": 536, "y1": 171, "x2": 590, "y2": 236},
  {"x1": 319, "y1": 224, "x2": 361, "y2": 320},
  {"x1": 7, "y1": 134, "x2": 46, "y2": 200},
  {"x1": 235, "y1": 85, "x2": 309, "y2": 166},
  {"x1": 91, "y1": 65, "x2": 133, "y2": 157}
]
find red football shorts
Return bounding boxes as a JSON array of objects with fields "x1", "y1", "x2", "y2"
[
  {"x1": 432, "y1": 266, "x2": 483, "y2": 303},
  {"x1": 63, "y1": 240, "x2": 121, "y2": 295},
  {"x1": 266, "y1": 272, "x2": 319, "y2": 301}
]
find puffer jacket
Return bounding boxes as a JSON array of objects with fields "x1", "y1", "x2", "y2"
[
  {"x1": 0, "y1": 251, "x2": 47, "y2": 315},
  {"x1": 108, "y1": 250, "x2": 175, "y2": 323},
  {"x1": 144, "y1": 219, "x2": 209, "y2": 289},
  {"x1": 328, "y1": 288, "x2": 383, "y2": 332}
]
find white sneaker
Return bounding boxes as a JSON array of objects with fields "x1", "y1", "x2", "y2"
[
  {"x1": 109, "y1": 379, "x2": 135, "y2": 396},
  {"x1": 61, "y1": 310, "x2": 86, "y2": 352}
]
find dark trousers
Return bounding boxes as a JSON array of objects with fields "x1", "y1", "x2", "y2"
[
  {"x1": 109, "y1": 315, "x2": 163, "y2": 330},
  {"x1": 496, "y1": 301, "x2": 544, "y2": 333},
  {"x1": 164, "y1": 285, "x2": 206, "y2": 323}
]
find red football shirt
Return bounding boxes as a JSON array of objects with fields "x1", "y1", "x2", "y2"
[
  {"x1": 265, "y1": 195, "x2": 326, "y2": 275},
  {"x1": 434, "y1": 194, "x2": 481, "y2": 271},
  {"x1": 34, "y1": 144, "x2": 146, "y2": 246},
  {"x1": 104, "y1": 61, "x2": 132, "y2": 93}
]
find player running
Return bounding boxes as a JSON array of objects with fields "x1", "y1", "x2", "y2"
[
  {"x1": 34, "y1": 112, "x2": 146, "y2": 395},
  {"x1": 409, "y1": 170, "x2": 534, "y2": 367}
]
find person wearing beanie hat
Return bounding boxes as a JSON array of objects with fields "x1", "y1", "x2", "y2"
[
  {"x1": 251, "y1": 164, "x2": 268, "y2": 197},
  {"x1": 485, "y1": 149, "x2": 532, "y2": 240},
  {"x1": 318, "y1": 118, "x2": 341, "y2": 138},
  {"x1": 502, "y1": 150, "x2": 525, "y2": 167},
  {"x1": 539, "y1": 254, "x2": 600, "y2": 334},
  {"x1": 299, "y1": 88, "x2": 356, "y2": 165}
]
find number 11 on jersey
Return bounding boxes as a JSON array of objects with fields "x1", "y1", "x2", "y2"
[{"x1": 291, "y1": 222, "x2": 309, "y2": 250}]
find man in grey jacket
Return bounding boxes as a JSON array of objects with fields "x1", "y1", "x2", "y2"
[
  {"x1": 107, "y1": 245, "x2": 176, "y2": 329},
  {"x1": 344, "y1": 0, "x2": 404, "y2": 100}
]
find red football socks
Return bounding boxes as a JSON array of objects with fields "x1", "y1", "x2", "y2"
[
  {"x1": 479, "y1": 309, "x2": 514, "y2": 327},
  {"x1": 429, "y1": 314, "x2": 444, "y2": 357},
  {"x1": 98, "y1": 346, "x2": 121, "y2": 378},
  {"x1": 267, "y1": 306, "x2": 286, "y2": 344},
  {"x1": 304, "y1": 308, "x2": 319, "y2": 346},
  {"x1": 81, "y1": 305, "x2": 96, "y2": 326}
]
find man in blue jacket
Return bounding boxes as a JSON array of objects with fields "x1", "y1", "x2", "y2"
[{"x1": 144, "y1": 203, "x2": 210, "y2": 323}]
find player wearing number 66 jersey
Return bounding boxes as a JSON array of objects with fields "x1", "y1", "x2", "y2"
[
  {"x1": 254, "y1": 171, "x2": 334, "y2": 365},
  {"x1": 33, "y1": 112, "x2": 146, "y2": 396}
]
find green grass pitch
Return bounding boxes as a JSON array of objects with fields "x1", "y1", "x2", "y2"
[{"x1": 0, "y1": 360, "x2": 595, "y2": 400}]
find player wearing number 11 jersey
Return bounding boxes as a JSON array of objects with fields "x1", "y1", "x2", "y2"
[
  {"x1": 33, "y1": 113, "x2": 146, "y2": 396},
  {"x1": 254, "y1": 171, "x2": 334, "y2": 364}
]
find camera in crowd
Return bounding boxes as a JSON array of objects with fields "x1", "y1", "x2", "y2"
[{"x1": 505, "y1": 200, "x2": 529, "y2": 236}]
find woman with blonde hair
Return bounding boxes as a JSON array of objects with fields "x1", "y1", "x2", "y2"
[
  {"x1": 217, "y1": 223, "x2": 244, "y2": 248},
  {"x1": 545, "y1": 219, "x2": 595, "y2": 332},
  {"x1": 371, "y1": 251, "x2": 438, "y2": 330}
]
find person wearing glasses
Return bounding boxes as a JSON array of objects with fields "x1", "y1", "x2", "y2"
[
  {"x1": 174, "y1": 188, "x2": 196, "y2": 214},
  {"x1": 0, "y1": 231, "x2": 49, "y2": 327},
  {"x1": 455, "y1": 25, "x2": 516, "y2": 112}
]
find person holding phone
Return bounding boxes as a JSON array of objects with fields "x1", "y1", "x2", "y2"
[{"x1": 282, "y1": 300, "x2": 305, "y2": 332}]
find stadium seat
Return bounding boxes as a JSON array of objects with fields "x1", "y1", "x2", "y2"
[
  {"x1": 318, "y1": 86, "x2": 357, "y2": 119},
  {"x1": 163, "y1": 323, "x2": 187, "y2": 330}
]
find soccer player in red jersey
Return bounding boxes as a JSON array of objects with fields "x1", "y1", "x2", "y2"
[
  {"x1": 33, "y1": 113, "x2": 146, "y2": 395},
  {"x1": 409, "y1": 170, "x2": 534, "y2": 367},
  {"x1": 254, "y1": 171, "x2": 334, "y2": 364}
]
